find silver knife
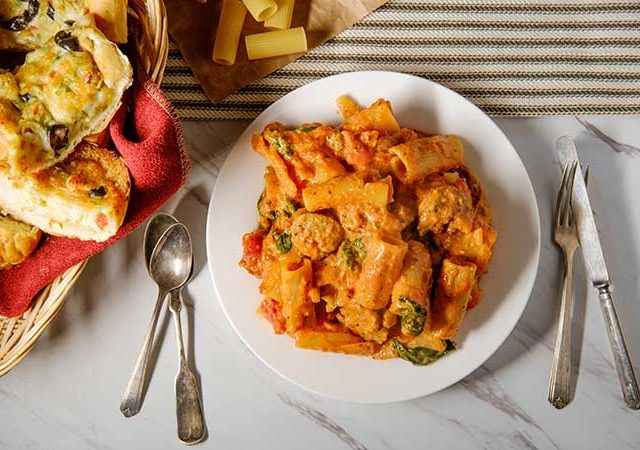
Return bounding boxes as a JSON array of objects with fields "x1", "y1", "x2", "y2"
[{"x1": 557, "y1": 136, "x2": 640, "y2": 409}]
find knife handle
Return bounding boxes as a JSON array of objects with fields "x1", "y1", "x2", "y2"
[{"x1": 597, "y1": 285, "x2": 640, "y2": 409}]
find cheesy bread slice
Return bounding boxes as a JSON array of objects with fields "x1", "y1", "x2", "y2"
[
  {"x1": 0, "y1": 0, "x2": 86, "y2": 51},
  {"x1": 0, "y1": 142, "x2": 131, "y2": 242},
  {"x1": 0, "y1": 214, "x2": 42, "y2": 269},
  {"x1": 0, "y1": 24, "x2": 132, "y2": 175}
]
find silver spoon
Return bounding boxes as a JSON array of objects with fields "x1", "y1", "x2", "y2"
[
  {"x1": 144, "y1": 213, "x2": 179, "y2": 271},
  {"x1": 150, "y1": 223, "x2": 205, "y2": 445},
  {"x1": 120, "y1": 213, "x2": 178, "y2": 418}
]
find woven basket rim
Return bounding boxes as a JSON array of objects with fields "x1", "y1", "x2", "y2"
[{"x1": 0, "y1": 0, "x2": 169, "y2": 378}]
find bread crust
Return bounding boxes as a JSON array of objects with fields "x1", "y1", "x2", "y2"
[
  {"x1": 0, "y1": 142, "x2": 131, "y2": 242},
  {"x1": 0, "y1": 215, "x2": 42, "y2": 269}
]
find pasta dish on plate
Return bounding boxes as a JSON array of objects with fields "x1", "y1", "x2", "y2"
[{"x1": 240, "y1": 97, "x2": 497, "y2": 365}]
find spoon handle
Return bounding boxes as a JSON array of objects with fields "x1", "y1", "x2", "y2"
[
  {"x1": 169, "y1": 290, "x2": 205, "y2": 444},
  {"x1": 120, "y1": 288, "x2": 167, "y2": 417}
]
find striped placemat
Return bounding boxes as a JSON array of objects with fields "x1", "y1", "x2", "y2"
[{"x1": 162, "y1": 0, "x2": 640, "y2": 119}]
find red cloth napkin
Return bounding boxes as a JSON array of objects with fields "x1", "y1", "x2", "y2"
[{"x1": 0, "y1": 66, "x2": 191, "y2": 317}]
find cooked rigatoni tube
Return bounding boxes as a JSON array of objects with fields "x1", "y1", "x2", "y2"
[
  {"x1": 280, "y1": 258, "x2": 313, "y2": 333},
  {"x1": 245, "y1": 27, "x2": 307, "y2": 60},
  {"x1": 242, "y1": 0, "x2": 277, "y2": 21},
  {"x1": 389, "y1": 241, "x2": 432, "y2": 336},
  {"x1": 353, "y1": 233, "x2": 408, "y2": 310},
  {"x1": 213, "y1": 0, "x2": 248, "y2": 65},
  {"x1": 264, "y1": 0, "x2": 295, "y2": 29},
  {"x1": 429, "y1": 258, "x2": 477, "y2": 339},
  {"x1": 302, "y1": 175, "x2": 393, "y2": 212},
  {"x1": 390, "y1": 135, "x2": 465, "y2": 184}
]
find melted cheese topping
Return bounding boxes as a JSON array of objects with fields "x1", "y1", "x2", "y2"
[
  {"x1": 0, "y1": 143, "x2": 130, "y2": 241},
  {"x1": 19, "y1": 44, "x2": 114, "y2": 124},
  {"x1": 0, "y1": 0, "x2": 86, "y2": 51},
  {"x1": 0, "y1": 24, "x2": 131, "y2": 175}
]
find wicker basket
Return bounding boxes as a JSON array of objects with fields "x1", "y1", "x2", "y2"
[{"x1": 0, "y1": 0, "x2": 169, "y2": 377}]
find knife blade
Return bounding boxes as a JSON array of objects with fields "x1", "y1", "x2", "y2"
[
  {"x1": 556, "y1": 135, "x2": 640, "y2": 409},
  {"x1": 556, "y1": 136, "x2": 609, "y2": 286}
]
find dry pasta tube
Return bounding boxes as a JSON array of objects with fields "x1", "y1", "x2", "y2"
[
  {"x1": 213, "y1": 0, "x2": 248, "y2": 65},
  {"x1": 242, "y1": 0, "x2": 277, "y2": 21},
  {"x1": 264, "y1": 0, "x2": 295, "y2": 29},
  {"x1": 245, "y1": 27, "x2": 307, "y2": 60}
]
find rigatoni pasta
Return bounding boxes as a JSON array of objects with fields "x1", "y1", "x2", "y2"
[
  {"x1": 240, "y1": 97, "x2": 497, "y2": 365},
  {"x1": 242, "y1": 0, "x2": 277, "y2": 21},
  {"x1": 264, "y1": 0, "x2": 295, "y2": 30},
  {"x1": 302, "y1": 175, "x2": 393, "y2": 212},
  {"x1": 390, "y1": 135, "x2": 465, "y2": 184},
  {"x1": 245, "y1": 27, "x2": 307, "y2": 60},
  {"x1": 353, "y1": 234, "x2": 408, "y2": 310},
  {"x1": 213, "y1": 0, "x2": 248, "y2": 65}
]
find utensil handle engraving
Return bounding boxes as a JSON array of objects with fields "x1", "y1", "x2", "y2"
[
  {"x1": 548, "y1": 251, "x2": 575, "y2": 409},
  {"x1": 598, "y1": 285, "x2": 640, "y2": 409},
  {"x1": 120, "y1": 288, "x2": 167, "y2": 417},
  {"x1": 176, "y1": 358, "x2": 205, "y2": 445},
  {"x1": 170, "y1": 290, "x2": 205, "y2": 444}
]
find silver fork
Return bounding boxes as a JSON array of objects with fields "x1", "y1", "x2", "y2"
[{"x1": 548, "y1": 161, "x2": 579, "y2": 409}]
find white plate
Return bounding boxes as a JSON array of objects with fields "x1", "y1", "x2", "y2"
[{"x1": 206, "y1": 72, "x2": 540, "y2": 403}]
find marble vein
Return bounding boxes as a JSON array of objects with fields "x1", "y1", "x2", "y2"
[
  {"x1": 462, "y1": 365, "x2": 537, "y2": 427},
  {"x1": 576, "y1": 118, "x2": 640, "y2": 156},
  {"x1": 461, "y1": 365, "x2": 560, "y2": 450},
  {"x1": 514, "y1": 321, "x2": 551, "y2": 351},
  {"x1": 277, "y1": 394, "x2": 369, "y2": 450},
  {"x1": 449, "y1": 417, "x2": 543, "y2": 450},
  {"x1": 0, "y1": 393, "x2": 116, "y2": 450}
]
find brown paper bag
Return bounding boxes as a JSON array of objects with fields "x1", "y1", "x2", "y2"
[{"x1": 166, "y1": 0, "x2": 389, "y2": 102}]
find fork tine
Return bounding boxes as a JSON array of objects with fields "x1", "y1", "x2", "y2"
[
  {"x1": 559, "y1": 161, "x2": 577, "y2": 227},
  {"x1": 564, "y1": 162, "x2": 578, "y2": 226},
  {"x1": 554, "y1": 164, "x2": 571, "y2": 229},
  {"x1": 561, "y1": 161, "x2": 577, "y2": 227},
  {"x1": 558, "y1": 162, "x2": 574, "y2": 227}
]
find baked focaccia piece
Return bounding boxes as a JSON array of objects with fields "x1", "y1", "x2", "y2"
[
  {"x1": 0, "y1": 0, "x2": 86, "y2": 51},
  {"x1": 0, "y1": 24, "x2": 132, "y2": 175},
  {"x1": 0, "y1": 214, "x2": 42, "y2": 269},
  {"x1": 0, "y1": 142, "x2": 131, "y2": 242}
]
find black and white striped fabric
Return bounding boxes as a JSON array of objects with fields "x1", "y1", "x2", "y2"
[{"x1": 162, "y1": 0, "x2": 640, "y2": 119}]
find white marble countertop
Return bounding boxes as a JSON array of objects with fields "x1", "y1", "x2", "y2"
[{"x1": 2, "y1": 115, "x2": 640, "y2": 450}]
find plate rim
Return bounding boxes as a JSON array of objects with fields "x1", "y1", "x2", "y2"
[{"x1": 206, "y1": 70, "x2": 541, "y2": 403}]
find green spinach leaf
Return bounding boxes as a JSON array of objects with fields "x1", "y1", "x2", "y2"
[
  {"x1": 392, "y1": 339, "x2": 455, "y2": 366},
  {"x1": 397, "y1": 297, "x2": 427, "y2": 336},
  {"x1": 274, "y1": 231, "x2": 292, "y2": 254},
  {"x1": 297, "y1": 126, "x2": 318, "y2": 132},
  {"x1": 284, "y1": 199, "x2": 299, "y2": 217},
  {"x1": 340, "y1": 238, "x2": 366, "y2": 269}
]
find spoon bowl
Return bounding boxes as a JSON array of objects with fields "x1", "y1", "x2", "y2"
[
  {"x1": 149, "y1": 223, "x2": 193, "y2": 292},
  {"x1": 144, "y1": 213, "x2": 178, "y2": 271}
]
